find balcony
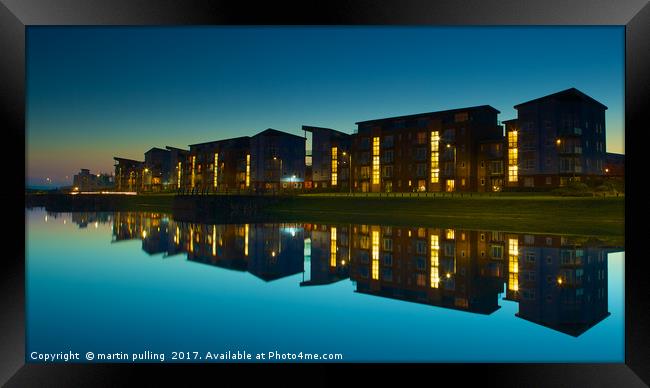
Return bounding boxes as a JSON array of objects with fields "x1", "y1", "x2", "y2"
[
  {"x1": 441, "y1": 167, "x2": 456, "y2": 178},
  {"x1": 558, "y1": 146, "x2": 582, "y2": 155},
  {"x1": 559, "y1": 127, "x2": 583, "y2": 136},
  {"x1": 441, "y1": 149, "x2": 456, "y2": 162},
  {"x1": 559, "y1": 166, "x2": 583, "y2": 174},
  {"x1": 484, "y1": 150, "x2": 504, "y2": 159}
]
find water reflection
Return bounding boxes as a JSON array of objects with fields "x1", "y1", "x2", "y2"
[{"x1": 69, "y1": 211, "x2": 622, "y2": 337}]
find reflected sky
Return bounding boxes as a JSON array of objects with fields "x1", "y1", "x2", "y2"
[{"x1": 26, "y1": 208, "x2": 624, "y2": 362}]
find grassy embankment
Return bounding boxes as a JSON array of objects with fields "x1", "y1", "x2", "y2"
[{"x1": 264, "y1": 193, "x2": 624, "y2": 244}]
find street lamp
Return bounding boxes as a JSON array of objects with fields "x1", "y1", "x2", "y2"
[
  {"x1": 143, "y1": 168, "x2": 150, "y2": 191},
  {"x1": 342, "y1": 151, "x2": 352, "y2": 194},
  {"x1": 273, "y1": 156, "x2": 283, "y2": 190}
]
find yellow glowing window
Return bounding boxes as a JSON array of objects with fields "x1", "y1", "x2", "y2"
[
  {"x1": 371, "y1": 230, "x2": 380, "y2": 280},
  {"x1": 508, "y1": 148, "x2": 518, "y2": 162},
  {"x1": 508, "y1": 166, "x2": 518, "y2": 182},
  {"x1": 509, "y1": 273, "x2": 519, "y2": 292},
  {"x1": 372, "y1": 137, "x2": 380, "y2": 184},
  {"x1": 191, "y1": 156, "x2": 196, "y2": 188},
  {"x1": 430, "y1": 131, "x2": 440, "y2": 183},
  {"x1": 214, "y1": 153, "x2": 219, "y2": 188},
  {"x1": 330, "y1": 227, "x2": 337, "y2": 267},
  {"x1": 244, "y1": 224, "x2": 249, "y2": 256},
  {"x1": 430, "y1": 234, "x2": 440, "y2": 288},
  {"x1": 446, "y1": 179, "x2": 455, "y2": 192},
  {"x1": 508, "y1": 130, "x2": 518, "y2": 148},
  {"x1": 176, "y1": 162, "x2": 182, "y2": 188},
  {"x1": 245, "y1": 154, "x2": 251, "y2": 187},
  {"x1": 331, "y1": 147, "x2": 338, "y2": 186},
  {"x1": 212, "y1": 225, "x2": 216, "y2": 256},
  {"x1": 446, "y1": 229, "x2": 455, "y2": 240},
  {"x1": 508, "y1": 238, "x2": 519, "y2": 290},
  {"x1": 508, "y1": 238, "x2": 519, "y2": 256}
]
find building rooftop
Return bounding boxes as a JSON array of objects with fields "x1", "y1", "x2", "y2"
[
  {"x1": 514, "y1": 88, "x2": 608, "y2": 110},
  {"x1": 188, "y1": 135, "x2": 251, "y2": 147},
  {"x1": 355, "y1": 105, "x2": 500, "y2": 126},
  {"x1": 145, "y1": 147, "x2": 170, "y2": 154},
  {"x1": 253, "y1": 128, "x2": 306, "y2": 140},
  {"x1": 165, "y1": 146, "x2": 189, "y2": 152},
  {"x1": 113, "y1": 157, "x2": 143, "y2": 164},
  {"x1": 302, "y1": 125, "x2": 351, "y2": 137}
]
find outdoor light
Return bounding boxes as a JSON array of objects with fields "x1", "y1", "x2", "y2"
[
  {"x1": 446, "y1": 273, "x2": 451, "y2": 278},
  {"x1": 556, "y1": 139, "x2": 561, "y2": 145},
  {"x1": 605, "y1": 168, "x2": 609, "y2": 173},
  {"x1": 557, "y1": 277, "x2": 563, "y2": 285}
]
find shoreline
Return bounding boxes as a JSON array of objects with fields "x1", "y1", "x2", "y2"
[{"x1": 25, "y1": 193, "x2": 624, "y2": 244}]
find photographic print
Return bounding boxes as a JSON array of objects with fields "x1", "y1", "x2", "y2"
[{"x1": 25, "y1": 26, "x2": 625, "y2": 364}]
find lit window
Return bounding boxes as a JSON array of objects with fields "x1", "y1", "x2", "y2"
[
  {"x1": 371, "y1": 230, "x2": 380, "y2": 280},
  {"x1": 372, "y1": 137, "x2": 380, "y2": 184},
  {"x1": 508, "y1": 130, "x2": 518, "y2": 148},
  {"x1": 330, "y1": 227, "x2": 337, "y2": 267},
  {"x1": 508, "y1": 238, "x2": 519, "y2": 291},
  {"x1": 331, "y1": 147, "x2": 338, "y2": 186},
  {"x1": 430, "y1": 131, "x2": 440, "y2": 183},
  {"x1": 446, "y1": 179, "x2": 455, "y2": 192},
  {"x1": 214, "y1": 153, "x2": 219, "y2": 188},
  {"x1": 245, "y1": 154, "x2": 250, "y2": 187},
  {"x1": 191, "y1": 156, "x2": 196, "y2": 188},
  {"x1": 508, "y1": 166, "x2": 518, "y2": 182},
  {"x1": 508, "y1": 130, "x2": 518, "y2": 183},
  {"x1": 177, "y1": 162, "x2": 182, "y2": 188}
]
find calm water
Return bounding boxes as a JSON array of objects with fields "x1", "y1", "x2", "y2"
[{"x1": 26, "y1": 208, "x2": 624, "y2": 362}]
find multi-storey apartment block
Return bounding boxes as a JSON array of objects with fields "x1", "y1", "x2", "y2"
[
  {"x1": 505, "y1": 88, "x2": 608, "y2": 188},
  {"x1": 352, "y1": 106, "x2": 503, "y2": 193}
]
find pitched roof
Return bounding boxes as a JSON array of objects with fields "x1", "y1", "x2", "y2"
[
  {"x1": 113, "y1": 157, "x2": 143, "y2": 164},
  {"x1": 514, "y1": 88, "x2": 608, "y2": 110},
  {"x1": 188, "y1": 135, "x2": 251, "y2": 147},
  {"x1": 302, "y1": 125, "x2": 351, "y2": 137},
  {"x1": 145, "y1": 147, "x2": 170, "y2": 154},
  {"x1": 253, "y1": 128, "x2": 306, "y2": 140},
  {"x1": 165, "y1": 146, "x2": 189, "y2": 152}
]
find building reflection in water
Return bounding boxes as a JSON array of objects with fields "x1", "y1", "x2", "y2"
[
  {"x1": 101, "y1": 211, "x2": 622, "y2": 337},
  {"x1": 69, "y1": 212, "x2": 113, "y2": 229}
]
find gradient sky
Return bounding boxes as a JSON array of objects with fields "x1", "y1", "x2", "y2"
[{"x1": 26, "y1": 26, "x2": 624, "y2": 187}]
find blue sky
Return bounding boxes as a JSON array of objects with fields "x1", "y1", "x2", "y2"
[{"x1": 26, "y1": 26, "x2": 624, "y2": 187}]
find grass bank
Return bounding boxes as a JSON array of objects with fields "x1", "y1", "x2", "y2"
[{"x1": 264, "y1": 194, "x2": 624, "y2": 242}]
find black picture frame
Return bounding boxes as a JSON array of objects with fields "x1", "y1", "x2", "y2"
[{"x1": 4, "y1": 0, "x2": 647, "y2": 386}]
